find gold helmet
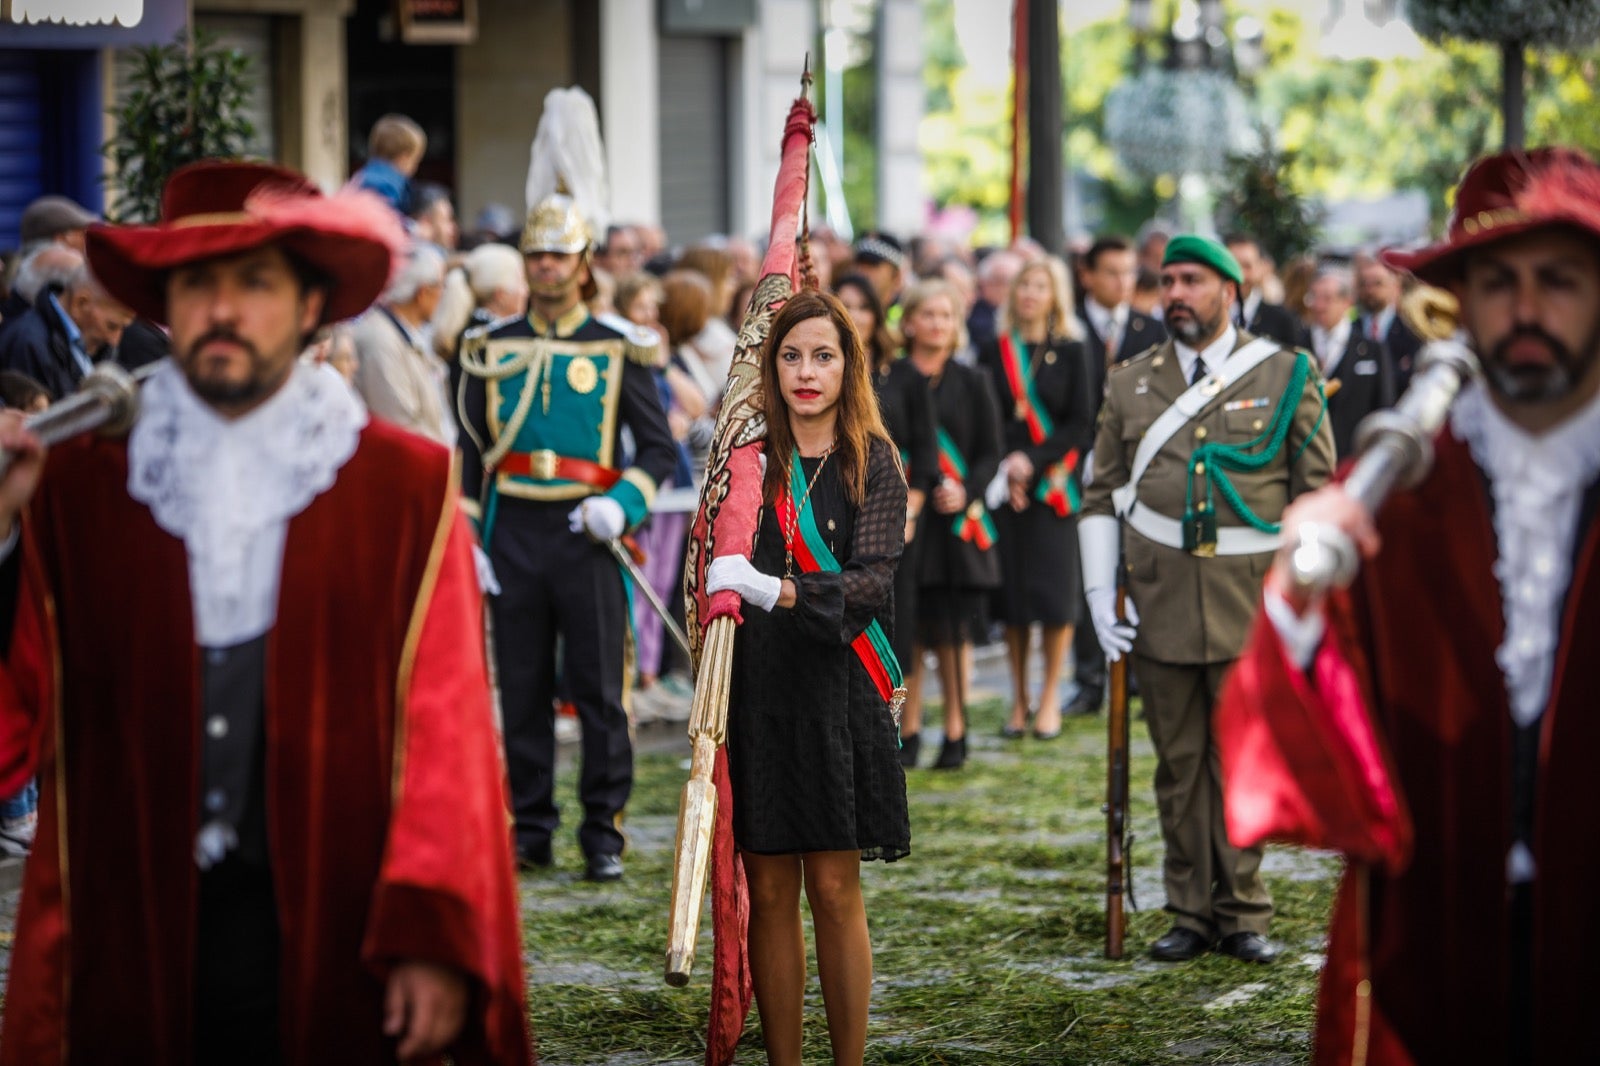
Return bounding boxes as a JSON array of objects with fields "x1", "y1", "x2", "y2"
[{"x1": 520, "y1": 192, "x2": 592, "y2": 256}]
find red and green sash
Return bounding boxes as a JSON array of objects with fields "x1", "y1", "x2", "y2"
[
  {"x1": 778, "y1": 460, "x2": 905, "y2": 706},
  {"x1": 936, "y1": 428, "x2": 998, "y2": 548},
  {"x1": 996, "y1": 331, "x2": 1082, "y2": 518}
]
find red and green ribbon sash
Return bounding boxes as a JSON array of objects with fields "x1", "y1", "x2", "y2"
[
  {"x1": 998, "y1": 332, "x2": 1081, "y2": 519},
  {"x1": 779, "y1": 460, "x2": 904, "y2": 704},
  {"x1": 1035, "y1": 448, "x2": 1082, "y2": 518},
  {"x1": 997, "y1": 331, "x2": 1055, "y2": 444},
  {"x1": 936, "y1": 428, "x2": 999, "y2": 548}
]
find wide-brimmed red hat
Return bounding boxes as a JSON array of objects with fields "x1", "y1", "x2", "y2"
[
  {"x1": 1384, "y1": 147, "x2": 1600, "y2": 285},
  {"x1": 86, "y1": 160, "x2": 406, "y2": 326}
]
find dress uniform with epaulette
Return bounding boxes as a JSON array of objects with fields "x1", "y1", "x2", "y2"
[
  {"x1": 1080, "y1": 235, "x2": 1336, "y2": 963},
  {"x1": 457, "y1": 193, "x2": 676, "y2": 881}
]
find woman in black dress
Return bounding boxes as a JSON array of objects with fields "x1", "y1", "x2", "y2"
[
  {"x1": 979, "y1": 256, "x2": 1097, "y2": 740},
  {"x1": 898, "y1": 279, "x2": 1003, "y2": 769},
  {"x1": 837, "y1": 273, "x2": 939, "y2": 766},
  {"x1": 705, "y1": 289, "x2": 910, "y2": 1066}
]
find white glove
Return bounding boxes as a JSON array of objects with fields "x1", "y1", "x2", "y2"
[
  {"x1": 472, "y1": 543, "x2": 502, "y2": 596},
  {"x1": 1079, "y1": 513, "x2": 1138, "y2": 661},
  {"x1": 706, "y1": 554, "x2": 782, "y2": 612},
  {"x1": 568, "y1": 496, "x2": 626, "y2": 541},
  {"x1": 1086, "y1": 585, "x2": 1140, "y2": 662},
  {"x1": 983, "y1": 467, "x2": 1010, "y2": 511}
]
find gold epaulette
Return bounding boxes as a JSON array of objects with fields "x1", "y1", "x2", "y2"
[
  {"x1": 596, "y1": 312, "x2": 662, "y2": 367},
  {"x1": 623, "y1": 333, "x2": 659, "y2": 367}
]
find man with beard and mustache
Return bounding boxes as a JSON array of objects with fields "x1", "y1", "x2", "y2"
[
  {"x1": 1218, "y1": 147, "x2": 1600, "y2": 1064},
  {"x1": 0, "y1": 161, "x2": 531, "y2": 1064},
  {"x1": 1079, "y1": 234, "x2": 1335, "y2": 964}
]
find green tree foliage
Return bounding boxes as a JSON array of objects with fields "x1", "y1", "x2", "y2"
[
  {"x1": 1214, "y1": 128, "x2": 1321, "y2": 264},
  {"x1": 1406, "y1": 0, "x2": 1600, "y2": 47},
  {"x1": 918, "y1": 3, "x2": 1600, "y2": 240},
  {"x1": 104, "y1": 31, "x2": 256, "y2": 223},
  {"x1": 919, "y1": 0, "x2": 1013, "y2": 244}
]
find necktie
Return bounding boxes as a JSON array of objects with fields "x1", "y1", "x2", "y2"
[
  {"x1": 1190, "y1": 357, "x2": 1207, "y2": 386},
  {"x1": 1368, "y1": 315, "x2": 1382, "y2": 341}
]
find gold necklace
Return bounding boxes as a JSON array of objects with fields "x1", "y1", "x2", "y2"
[{"x1": 782, "y1": 443, "x2": 836, "y2": 578}]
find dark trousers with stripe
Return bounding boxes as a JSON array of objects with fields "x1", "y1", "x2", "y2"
[{"x1": 489, "y1": 496, "x2": 633, "y2": 860}]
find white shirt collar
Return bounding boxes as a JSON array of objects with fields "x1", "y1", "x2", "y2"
[
  {"x1": 128, "y1": 360, "x2": 367, "y2": 647},
  {"x1": 1311, "y1": 318, "x2": 1353, "y2": 375},
  {"x1": 1085, "y1": 298, "x2": 1126, "y2": 337},
  {"x1": 1174, "y1": 323, "x2": 1239, "y2": 385},
  {"x1": 1239, "y1": 289, "x2": 1262, "y2": 325}
]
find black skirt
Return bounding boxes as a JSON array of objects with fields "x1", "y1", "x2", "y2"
[{"x1": 992, "y1": 506, "x2": 1081, "y2": 627}]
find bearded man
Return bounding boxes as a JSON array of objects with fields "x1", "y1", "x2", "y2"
[
  {"x1": 1220, "y1": 146, "x2": 1600, "y2": 1064},
  {"x1": 1079, "y1": 234, "x2": 1335, "y2": 965},
  {"x1": 0, "y1": 161, "x2": 531, "y2": 1064}
]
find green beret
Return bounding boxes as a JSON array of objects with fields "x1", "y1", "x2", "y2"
[{"x1": 1162, "y1": 234, "x2": 1243, "y2": 286}]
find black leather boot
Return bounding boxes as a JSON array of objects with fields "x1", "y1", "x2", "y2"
[{"x1": 933, "y1": 735, "x2": 967, "y2": 770}]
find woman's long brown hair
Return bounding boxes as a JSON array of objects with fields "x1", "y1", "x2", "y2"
[{"x1": 760, "y1": 289, "x2": 893, "y2": 507}]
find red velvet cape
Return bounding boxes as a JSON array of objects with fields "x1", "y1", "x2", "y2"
[
  {"x1": 0, "y1": 423, "x2": 532, "y2": 1065},
  {"x1": 1218, "y1": 430, "x2": 1600, "y2": 1064}
]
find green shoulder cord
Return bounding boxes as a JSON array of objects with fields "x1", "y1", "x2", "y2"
[{"x1": 1181, "y1": 350, "x2": 1327, "y2": 552}]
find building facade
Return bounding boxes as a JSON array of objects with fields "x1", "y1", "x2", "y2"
[{"x1": 3, "y1": 0, "x2": 923, "y2": 254}]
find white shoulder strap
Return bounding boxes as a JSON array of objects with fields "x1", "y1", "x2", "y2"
[{"x1": 1111, "y1": 336, "x2": 1282, "y2": 517}]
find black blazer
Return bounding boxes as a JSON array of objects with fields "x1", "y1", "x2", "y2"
[
  {"x1": 1082, "y1": 309, "x2": 1165, "y2": 400},
  {"x1": 1378, "y1": 313, "x2": 1423, "y2": 392},
  {"x1": 976, "y1": 335, "x2": 1097, "y2": 488},
  {"x1": 914, "y1": 358, "x2": 1003, "y2": 590},
  {"x1": 874, "y1": 357, "x2": 940, "y2": 495},
  {"x1": 1316, "y1": 331, "x2": 1398, "y2": 459},
  {"x1": 1243, "y1": 300, "x2": 1303, "y2": 349},
  {"x1": 0, "y1": 286, "x2": 87, "y2": 401}
]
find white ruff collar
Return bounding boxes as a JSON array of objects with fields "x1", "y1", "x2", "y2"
[
  {"x1": 129, "y1": 360, "x2": 366, "y2": 646},
  {"x1": 1450, "y1": 379, "x2": 1600, "y2": 726}
]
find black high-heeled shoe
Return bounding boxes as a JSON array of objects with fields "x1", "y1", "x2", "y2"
[
  {"x1": 897, "y1": 731, "x2": 921, "y2": 768},
  {"x1": 933, "y1": 735, "x2": 967, "y2": 770}
]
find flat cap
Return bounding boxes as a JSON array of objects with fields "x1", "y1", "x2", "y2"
[
  {"x1": 21, "y1": 196, "x2": 96, "y2": 244},
  {"x1": 1162, "y1": 234, "x2": 1244, "y2": 286}
]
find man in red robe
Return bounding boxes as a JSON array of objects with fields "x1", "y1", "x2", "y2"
[
  {"x1": 1218, "y1": 147, "x2": 1600, "y2": 1064},
  {"x1": 0, "y1": 161, "x2": 532, "y2": 1065}
]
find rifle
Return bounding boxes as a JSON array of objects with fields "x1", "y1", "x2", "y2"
[{"x1": 1104, "y1": 585, "x2": 1131, "y2": 960}]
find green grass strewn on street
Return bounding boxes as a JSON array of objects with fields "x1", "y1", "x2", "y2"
[{"x1": 523, "y1": 699, "x2": 1339, "y2": 1065}]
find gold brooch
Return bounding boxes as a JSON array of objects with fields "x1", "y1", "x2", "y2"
[{"x1": 566, "y1": 355, "x2": 599, "y2": 395}]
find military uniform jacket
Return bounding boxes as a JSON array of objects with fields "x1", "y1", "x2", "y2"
[
  {"x1": 1081, "y1": 331, "x2": 1335, "y2": 664},
  {"x1": 457, "y1": 303, "x2": 676, "y2": 533}
]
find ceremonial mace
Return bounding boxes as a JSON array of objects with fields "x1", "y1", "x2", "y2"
[
  {"x1": 1287, "y1": 287, "x2": 1481, "y2": 594},
  {"x1": 0, "y1": 361, "x2": 147, "y2": 478}
]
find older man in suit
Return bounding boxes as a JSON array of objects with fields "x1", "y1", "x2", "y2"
[
  {"x1": 1304, "y1": 264, "x2": 1398, "y2": 458},
  {"x1": 1080, "y1": 235, "x2": 1335, "y2": 964},
  {"x1": 1354, "y1": 251, "x2": 1423, "y2": 390}
]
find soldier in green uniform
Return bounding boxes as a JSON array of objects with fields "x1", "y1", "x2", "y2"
[
  {"x1": 1079, "y1": 235, "x2": 1335, "y2": 963},
  {"x1": 457, "y1": 192, "x2": 676, "y2": 882}
]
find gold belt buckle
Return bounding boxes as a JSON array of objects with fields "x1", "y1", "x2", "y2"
[{"x1": 530, "y1": 449, "x2": 559, "y2": 480}]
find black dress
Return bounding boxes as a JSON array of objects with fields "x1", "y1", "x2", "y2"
[
  {"x1": 978, "y1": 335, "x2": 1098, "y2": 626},
  {"x1": 874, "y1": 357, "x2": 940, "y2": 672},
  {"x1": 912, "y1": 358, "x2": 1003, "y2": 647},
  {"x1": 728, "y1": 437, "x2": 911, "y2": 861}
]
